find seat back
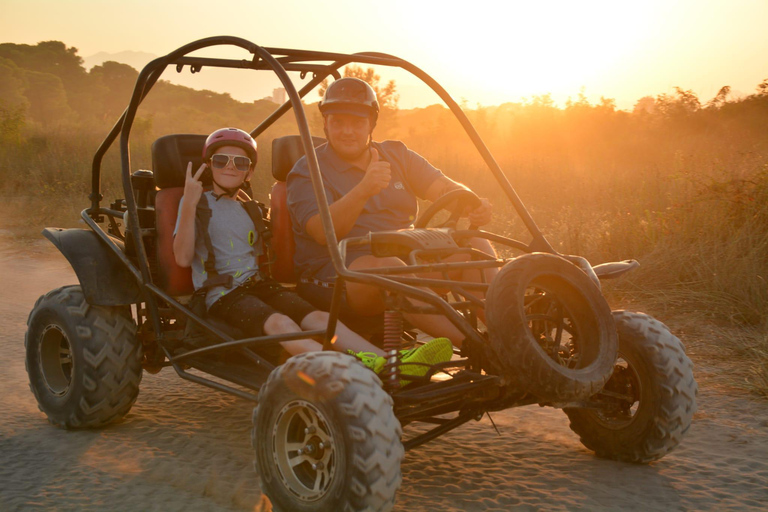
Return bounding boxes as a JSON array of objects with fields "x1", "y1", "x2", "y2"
[
  {"x1": 152, "y1": 134, "x2": 207, "y2": 295},
  {"x1": 269, "y1": 135, "x2": 326, "y2": 283}
]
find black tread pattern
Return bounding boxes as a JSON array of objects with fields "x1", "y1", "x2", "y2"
[
  {"x1": 25, "y1": 285, "x2": 142, "y2": 428},
  {"x1": 566, "y1": 311, "x2": 698, "y2": 463},
  {"x1": 486, "y1": 254, "x2": 617, "y2": 401},
  {"x1": 253, "y1": 352, "x2": 403, "y2": 512}
]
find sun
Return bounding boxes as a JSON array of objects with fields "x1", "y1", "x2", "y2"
[{"x1": 397, "y1": 1, "x2": 656, "y2": 106}]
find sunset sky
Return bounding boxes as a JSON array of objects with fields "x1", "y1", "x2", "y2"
[{"x1": 2, "y1": 0, "x2": 767, "y2": 110}]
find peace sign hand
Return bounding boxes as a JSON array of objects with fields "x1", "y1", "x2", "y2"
[{"x1": 184, "y1": 161, "x2": 206, "y2": 206}]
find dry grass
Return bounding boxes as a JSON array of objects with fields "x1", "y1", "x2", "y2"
[{"x1": 2, "y1": 97, "x2": 766, "y2": 395}]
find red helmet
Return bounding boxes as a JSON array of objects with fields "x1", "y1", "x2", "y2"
[
  {"x1": 319, "y1": 77, "x2": 379, "y2": 126},
  {"x1": 202, "y1": 128, "x2": 258, "y2": 166}
]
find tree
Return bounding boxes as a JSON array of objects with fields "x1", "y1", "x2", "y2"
[
  {"x1": 757, "y1": 79, "x2": 768, "y2": 96},
  {"x1": 707, "y1": 86, "x2": 731, "y2": 108},
  {"x1": 633, "y1": 96, "x2": 656, "y2": 115},
  {"x1": 23, "y1": 70, "x2": 73, "y2": 124},
  {"x1": 0, "y1": 58, "x2": 29, "y2": 111},
  {"x1": 654, "y1": 87, "x2": 701, "y2": 117},
  {"x1": 317, "y1": 65, "x2": 399, "y2": 110},
  {"x1": 0, "y1": 41, "x2": 101, "y2": 121},
  {"x1": 90, "y1": 61, "x2": 139, "y2": 118}
]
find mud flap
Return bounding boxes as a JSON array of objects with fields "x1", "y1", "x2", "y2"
[{"x1": 43, "y1": 228, "x2": 143, "y2": 306}]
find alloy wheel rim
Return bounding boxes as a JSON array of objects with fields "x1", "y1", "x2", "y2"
[
  {"x1": 272, "y1": 399, "x2": 337, "y2": 501},
  {"x1": 39, "y1": 324, "x2": 74, "y2": 396}
]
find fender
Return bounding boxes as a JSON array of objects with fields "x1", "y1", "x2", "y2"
[{"x1": 43, "y1": 228, "x2": 143, "y2": 306}]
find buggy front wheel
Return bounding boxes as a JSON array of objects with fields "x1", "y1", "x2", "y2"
[
  {"x1": 252, "y1": 351, "x2": 403, "y2": 512},
  {"x1": 565, "y1": 311, "x2": 697, "y2": 463}
]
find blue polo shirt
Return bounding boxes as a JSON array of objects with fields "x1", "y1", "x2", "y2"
[{"x1": 286, "y1": 140, "x2": 444, "y2": 281}]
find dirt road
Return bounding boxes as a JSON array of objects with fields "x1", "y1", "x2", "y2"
[{"x1": 1, "y1": 235, "x2": 766, "y2": 511}]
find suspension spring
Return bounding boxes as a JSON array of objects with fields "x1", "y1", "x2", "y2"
[{"x1": 382, "y1": 310, "x2": 404, "y2": 391}]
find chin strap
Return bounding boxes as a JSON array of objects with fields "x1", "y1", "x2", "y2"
[{"x1": 211, "y1": 178, "x2": 240, "y2": 200}]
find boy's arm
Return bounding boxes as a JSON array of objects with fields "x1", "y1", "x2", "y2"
[{"x1": 173, "y1": 162, "x2": 206, "y2": 267}]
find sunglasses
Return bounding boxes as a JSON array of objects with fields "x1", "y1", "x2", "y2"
[{"x1": 210, "y1": 153, "x2": 252, "y2": 172}]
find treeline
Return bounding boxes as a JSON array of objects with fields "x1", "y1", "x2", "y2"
[
  {"x1": 1, "y1": 41, "x2": 767, "y2": 332},
  {"x1": 0, "y1": 41, "x2": 303, "y2": 140}
]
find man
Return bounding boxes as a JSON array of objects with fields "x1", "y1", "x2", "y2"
[{"x1": 287, "y1": 78, "x2": 497, "y2": 347}]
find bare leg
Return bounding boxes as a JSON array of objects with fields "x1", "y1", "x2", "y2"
[
  {"x1": 418, "y1": 237, "x2": 498, "y2": 324},
  {"x1": 346, "y1": 255, "x2": 466, "y2": 347},
  {"x1": 263, "y1": 313, "x2": 323, "y2": 356},
  {"x1": 300, "y1": 310, "x2": 385, "y2": 356}
]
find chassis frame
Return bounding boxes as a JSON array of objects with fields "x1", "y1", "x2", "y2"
[{"x1": 54, "y1": 35, "x2": 635, "y2": 450}]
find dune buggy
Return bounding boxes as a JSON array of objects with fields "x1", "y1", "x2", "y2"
[{"x1": 25, "y1": 37, "x2": 697, "y2": 512}]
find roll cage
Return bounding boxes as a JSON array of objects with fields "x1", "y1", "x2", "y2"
[{"x1": 82, "y1": 35, "x2": 556, "y2": 406}]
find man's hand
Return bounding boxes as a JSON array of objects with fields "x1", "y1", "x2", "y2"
[
  {"x1": 357, "y1": 148, "x2": 391, "y2": 198},
  {"x1": 467, "y1": 197, "x2": 493, "y2": 227},
  {"x1": 184, "y1": 161, "x2": 206, "y2": 206}
]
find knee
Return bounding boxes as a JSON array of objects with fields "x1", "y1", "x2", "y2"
[
  {"x1": 301, "y1": 310, "x2": 329, "y2": 329},
  {"x1": 470, "y1": 237, "x2": 497, "y2": 257},
  {"x1": 263, "y1": 313, "x2": 299, "y2": 334}
]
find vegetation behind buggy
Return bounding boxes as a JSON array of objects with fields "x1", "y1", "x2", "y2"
[{"x1": 25, "y1": 36, "x2": 696, "y2": 512}]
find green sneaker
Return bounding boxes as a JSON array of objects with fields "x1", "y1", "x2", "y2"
[
  {"x1": 349, "y1": 337, "x2": 453, "y2": 386},
  {"x1": 349, "y1": 351, "x2": 387, "y2": 374}
]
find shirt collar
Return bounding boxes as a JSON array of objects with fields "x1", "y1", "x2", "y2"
[{"x1": 322, "y1": 141, "x2": 379, "y2": 174}]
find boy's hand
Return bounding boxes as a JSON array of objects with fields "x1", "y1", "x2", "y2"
[
  {"x1": 358, "y1": 148, "x2": 391, "y2": 198},
  {"x1": 184, "y1": 162, "x2": 206, "y2": 206}
]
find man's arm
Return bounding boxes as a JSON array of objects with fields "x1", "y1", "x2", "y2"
[
  {"x1": 423, "y1": 175, "x2": 469, "y2": 202},
  {"x1": 305, "y1": 147, "x2": 391, "y2": 245},
  {"x1": 173, "y1": 162, "x2": 206, "y2": 267}
]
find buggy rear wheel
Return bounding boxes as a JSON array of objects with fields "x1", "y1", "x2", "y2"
[
  {"x1": 25, "y1": 285, "x2": 142, "y2": 428},
  {"x1": 485, "y1": 253, "x2": 618, "y2": 401},
  {"x1": 253, "y1": 351, "x2": 403, "y2": 512},
  {"x1": 565, "y1": 311, "x2": 697, "y2": 463}
]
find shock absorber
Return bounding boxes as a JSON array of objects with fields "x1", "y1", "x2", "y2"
[{"x1": 381, "y1": 309, "x2": 403, "y2": 391}]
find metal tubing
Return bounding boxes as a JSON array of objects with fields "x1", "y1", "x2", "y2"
[
  {"x1": 402, "y1": 413, "x2": 477, "y2": 451},
  {"x1": 250, "y1": 66, "x2": 336, "y2": 139},
  {"x1": 323, "y1": 277, "x2": 344, "y2": 350},
  {"x1": 170, "y1": 329, "x2": 326, "y2": 363},
  {"x1": 162, "y1": 347, "x2": 260, "y2": 402},
  {"x1": 355, "y1": 259, "x2": 506, "y2": 276}
]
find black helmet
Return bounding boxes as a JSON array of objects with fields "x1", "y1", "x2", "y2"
[{"x1": 319, "y1": 77, "x2": 379, "y2": 126}]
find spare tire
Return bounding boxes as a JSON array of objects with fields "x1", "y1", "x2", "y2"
[{"x1": 486, "y1": 253, "x2": 617, "y2": 401}]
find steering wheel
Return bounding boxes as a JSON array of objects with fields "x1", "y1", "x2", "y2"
[{"x1": 414, "y1": 189, "x2": 483, "y2": 230}]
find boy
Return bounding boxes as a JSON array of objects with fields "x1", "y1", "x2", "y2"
[{"x1": 173, "y1": 127, "x2": 451, "y2": 380}]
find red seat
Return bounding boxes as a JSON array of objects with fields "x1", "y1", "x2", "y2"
[
  {"x1": 268, "y1": 181, "x2": 295, "y2": 283},
  {"x1": 269, "y1": 135, "x2": 326, "y2": 284},
  {"x1": 155, "y1": 187, "x2": 193, "y2": 295},
  {"x1": 151, "y1": 134, "x2": 207, "y2": 296}
]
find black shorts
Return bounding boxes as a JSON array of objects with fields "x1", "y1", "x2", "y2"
[
  {"x1": 296, "y1": 278, "x2": 384, "y2": 337},
  {"x1": 208, "y1": 278, "x2": 316, "y2": 338}
]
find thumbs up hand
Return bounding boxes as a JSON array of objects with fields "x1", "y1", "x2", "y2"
[{"x1": 358, "y1": 147, "x2": 391, "y2": 198}]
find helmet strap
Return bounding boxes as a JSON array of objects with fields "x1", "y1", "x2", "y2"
[{"x1": 211, "y1": 177, "x2": 241, "y2": 199}]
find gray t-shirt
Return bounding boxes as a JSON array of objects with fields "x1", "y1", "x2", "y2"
[
  {"x1": 174, "y1": 191, "x2": 263, "y2": 309},
  {"x1": 287, "y1": 140, "x2": 444, "y2": 281}
]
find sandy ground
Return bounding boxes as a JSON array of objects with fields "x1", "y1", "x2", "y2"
[{"x1": 1, "y1": 234, "x2": 767, "y2": 511}]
